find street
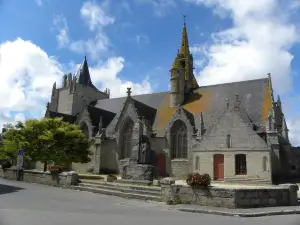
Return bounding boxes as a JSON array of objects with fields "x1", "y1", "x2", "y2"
[{"x1": 0, "y1": 179, "x2": 299, "y2": 225}]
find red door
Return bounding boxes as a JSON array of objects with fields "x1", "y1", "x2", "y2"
[
  {"x1": 157, "y1": 154, "x2": 166, "y2": 177},
  {"x1": 213, "y1": 154, "x2": 224, "y2": 180}
]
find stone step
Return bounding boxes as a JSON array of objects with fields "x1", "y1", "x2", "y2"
[
  {"x1": 71, "y1": 185, "x2": 162, "y2": 202},
  {"x1": 224, "y1": 177, "x2": 270, "y2": 184},
  {"x1": 80, "y1": 180, "x2": 161, "y2": 193},
  {"x1": 78, "y1": 183, "x2": 162, "y2": 196}
]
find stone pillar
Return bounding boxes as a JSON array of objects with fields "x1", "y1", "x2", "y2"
[
  {"x1": 279, "y1": 183, "x2": 299, "y2": 206},
  {"x1": 160, "y1": 177, "x2": 176, "y2": 203},
  {"x1": 66, "y1": 171, "x2": 79, "y2": 186},
  {"x1": 163, "y1": 148, "x2": 171, "y2": 176},
  {"x1": 93, "y1": 135, "x2": 102, "y2": 174}
]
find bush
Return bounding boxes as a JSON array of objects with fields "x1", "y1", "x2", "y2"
[
  {"x1": 48, "y1": 165, "x2": 63, "y2": 174},
  {"x1": 1, "y1": 160, "x2": 11, "y2": 170},
  {"x1": 186, "y1": 172, "x2": 211, "y2": 188}
]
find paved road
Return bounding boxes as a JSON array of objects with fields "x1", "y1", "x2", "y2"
[{"x1": 0, "y1": 179, "x2": 299, "y2": 225}]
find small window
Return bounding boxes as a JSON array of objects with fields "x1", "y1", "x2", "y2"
[
  {"x1": 195, "y1": 156, "x2": 200, "y2": 170},
  {"x1": 262, "y1": 156, "x2": 268, "y2": 171},
  {"x1": 291, "y1": 165, "x2": 297, "y2": 171},
  {"x1": 235, "y1": 154, "x2": 247, "y2": 175},
  {"x1": 226, "y1": 134, "x2": 231, "y2": 148}
]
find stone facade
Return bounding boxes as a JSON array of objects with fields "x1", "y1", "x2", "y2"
[
  {"x1": 161, "y1": 179, "x2": 299, "y2": 208},
  {"x1": 0, "y1": 168, "x2": 79, "y2": 187},
  {"x1": 44, "y1": 20, "x2": 296, "y2": 185}
]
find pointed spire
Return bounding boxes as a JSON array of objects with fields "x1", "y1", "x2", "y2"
[
  {"x1": 179, "y1": 15, "x2": 190, "y2": 58},
  {"x1": 277, "y1": 94, "x2": 281, "y2": 108},
  {"x1": 267, "y1": 73, "x2": 274, "y2": 103},
  {"x1": 52, "y1": 81, "x2": 56, "y2": 96},
  {"x1": 76, "y1": 56, "x2": 94, "y2": 87}
]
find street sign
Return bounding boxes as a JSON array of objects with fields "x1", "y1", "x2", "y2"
[
  {"x1": 17, "y1": 149, "x2": 24, "y2": 169},
  {"x1": 18, "y1": 149, "x2": 24, "y2": 156}
]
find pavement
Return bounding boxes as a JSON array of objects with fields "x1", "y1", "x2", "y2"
[{"x1": 0, "y1": 179, "x2": 300, "y2": 225}]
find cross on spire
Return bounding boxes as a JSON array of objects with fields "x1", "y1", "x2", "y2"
[
  {"x1": 183, "y1": 14, "x2": 186, "y2": 24},
  {"x1": 126, "y1": 87, "x2": 132, "y2": 96}
]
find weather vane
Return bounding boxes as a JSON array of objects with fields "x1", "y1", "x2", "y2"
[{"x1": 183, "y1": 14, "x2": 186, "y2": 24}]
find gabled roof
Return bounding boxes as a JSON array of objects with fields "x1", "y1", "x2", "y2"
[
  {"x1": 86, "y1": 105, "x2": 116, "y2": 133},
  {"x1": 131, "y1": 98, "x2": 157, "y2": 125}
]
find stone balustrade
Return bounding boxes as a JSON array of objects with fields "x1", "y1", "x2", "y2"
[{"x1": 0, "y1": 167, "x2": 79, "y2": 187}]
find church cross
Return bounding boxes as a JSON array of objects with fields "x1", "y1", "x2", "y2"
[
  {"x1": 126, "y1": 87, "x2": 132, "y2": 96},
  {"x1": 183, "y1": 14, "x2": 186, "y2": 24}
]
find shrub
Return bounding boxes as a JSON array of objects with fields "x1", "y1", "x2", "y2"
[
  {"x1": 1, "y1": 160, "x2": 11, "y2": 170},
  {"x1": 48, "y1": 165, "x2": 63, "y2": 174},
  {"x1": 186, "y1": 172, "x2": 211, "y2": 188}
]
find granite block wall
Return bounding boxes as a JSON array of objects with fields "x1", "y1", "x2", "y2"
[
  {"x1": 0, "y1": 168, "x2": 78, "y2": 187},
  {"x1": 161, "y1": 179, "x2": 298, "y2": 208}
]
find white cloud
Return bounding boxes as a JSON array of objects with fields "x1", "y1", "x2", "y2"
[
  {"x1": 287, "y1": 118, "x2": 300, "y2": 146},
  {"x1": 187, "y1": 0, "x2": 300, "y2": 145},
  {"x1": 53, "y1": 1, "x2": 114, "y2": 61},
  {"x1": 0, "y1": 38, "x2": 63, "y2": 129},
  {"x1": 136, "y1": 35, "x2": 150, "y2": 45},
  {"x1": 85, "y1": 57, "x2": 152, "y2": 98},
  {"x1": 35, "y1": 0, "x2": 43, "y2": 6},
  {"x1": 0, "y1": 37, "x2": 152, "y2": 132},
  {"x1": 80, "y1": 1, "x2": 115, "y2": 31},
  {"x1": 135, "y1": 0, "x2": 177, "y2": 17},
  {"x1": 187, "y1": 0, "x2": 299, "y2": 94},
  {"x1": 53, "y1": 15, "x2": 70, "y2": 48}
]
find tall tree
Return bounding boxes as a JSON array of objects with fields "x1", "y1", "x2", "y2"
[{"x1": 0, "y1": 118, "x2": 93, "y2": 171}]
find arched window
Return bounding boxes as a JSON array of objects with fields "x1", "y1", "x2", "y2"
[
  {"x1": 80, "y1": 123, "x2": 89, "y2": 139},
  {"x1": 235, "y1": 154, "x2": 247, "y2": 175},
  {"x1": 226, "y1": 133, "x2": 231, "y2": 148},
  {"x1": 262, "y1": 156, "x2": 268, "y2": 171},
  {"x1": 120, "y1": 119, "x2": 134, "y2": 159},
  {"x1": 171, "y1": 120, "x2": 188, "y2": 159},
  {"x1": 195, "y1": 156, "x2": 200, "y2": 170}
]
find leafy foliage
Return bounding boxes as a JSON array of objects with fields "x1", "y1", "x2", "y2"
[
  {"x1": 186, "y1": 172, "x2": 211, "y2": 188},
  {"x1": 0, "y1": 118, "x2": 93, "y2": 168}
]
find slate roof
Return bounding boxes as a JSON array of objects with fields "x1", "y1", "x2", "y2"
[
  {"x1": 86, "y1": 105, "x2": 116, "y2": 133},
  {"x1": 94, "y1": 77, "x2": 271, "y2": 137},
  {"x1": 47, "y1": 111, "x2": 77, "y2": 124},
  {"x1": 75, "y1": 56, "x2": 98, "y2": 90}
]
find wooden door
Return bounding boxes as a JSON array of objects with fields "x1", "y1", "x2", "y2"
[
  {"x1": 213, "y1": 154, "x2": 224, "y2": 180},
  {"x1": 157, "y1": 154, "x2": 166, "y2": 177}
]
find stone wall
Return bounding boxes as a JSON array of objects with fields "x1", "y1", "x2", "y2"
[
  {"x1": 0, "y1": 168, "x2": 79, "y2": 187},
  {"x1": 161, "y1": 179, "x2": 298, "y2": 208},
  {"x1": 171, "y1": 159, "x2": 190, "y2": 179}
]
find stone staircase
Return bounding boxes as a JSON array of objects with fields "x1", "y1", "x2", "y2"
[
  {"x1": 71, "y1": 180, "x2": 162, "y2": 202},
  {"x1": 224, "y1": 176, "x2": 271, "y2": 185}
]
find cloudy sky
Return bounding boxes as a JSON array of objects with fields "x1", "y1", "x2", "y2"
[{"x1": 0, "y1": 0, "x2": 300, "y2": 145}]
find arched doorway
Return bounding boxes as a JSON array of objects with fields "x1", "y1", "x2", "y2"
[
  {"x1": 213, "y1": 154, "x2": 224, "y2": 180},
  {"x1": 170, "y1": 120, "x2": 188, "y2": 159},
  {"x1": 157, "y1": 154, "x2": 166, "y2": 177},
  {"x1": 120, "y1": 119, "x2": 134, "y2": 159}
]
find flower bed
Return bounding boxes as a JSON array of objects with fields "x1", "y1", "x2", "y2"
[
  {"x1": 186, "y1": 172, "x2": 211, "y2": 188},
  {"x1": 48, "y1": 165, "x2": 64, "y2": 174}
]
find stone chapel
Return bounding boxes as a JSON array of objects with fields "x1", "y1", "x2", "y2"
[{"x1": 43, "y1": 21, "x2": 294, "y2": 184}]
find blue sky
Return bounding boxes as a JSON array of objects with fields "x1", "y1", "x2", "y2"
[{"x1": 0, "y1": 0, "x2": 300, "y2": 145}]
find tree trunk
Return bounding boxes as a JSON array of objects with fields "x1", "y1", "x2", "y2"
[{"x1": 43, "y1": 161, "x2": 47, "y2": 172}]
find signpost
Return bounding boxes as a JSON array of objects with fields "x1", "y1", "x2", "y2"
[{"x1": 17, "y1": 149, "x2": 24, "y2": 169}]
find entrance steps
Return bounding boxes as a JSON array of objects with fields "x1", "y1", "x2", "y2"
[
  {"x1": 71, "y1": 180, "x2": 162, "y2": 202},
  {"x1": 223, "y1": 177, "x2": 271, "y2": 185}
]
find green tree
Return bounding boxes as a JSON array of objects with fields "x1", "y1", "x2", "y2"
[{"x1": 0, "y1": 118, "x2": 93, "y2": 171}]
